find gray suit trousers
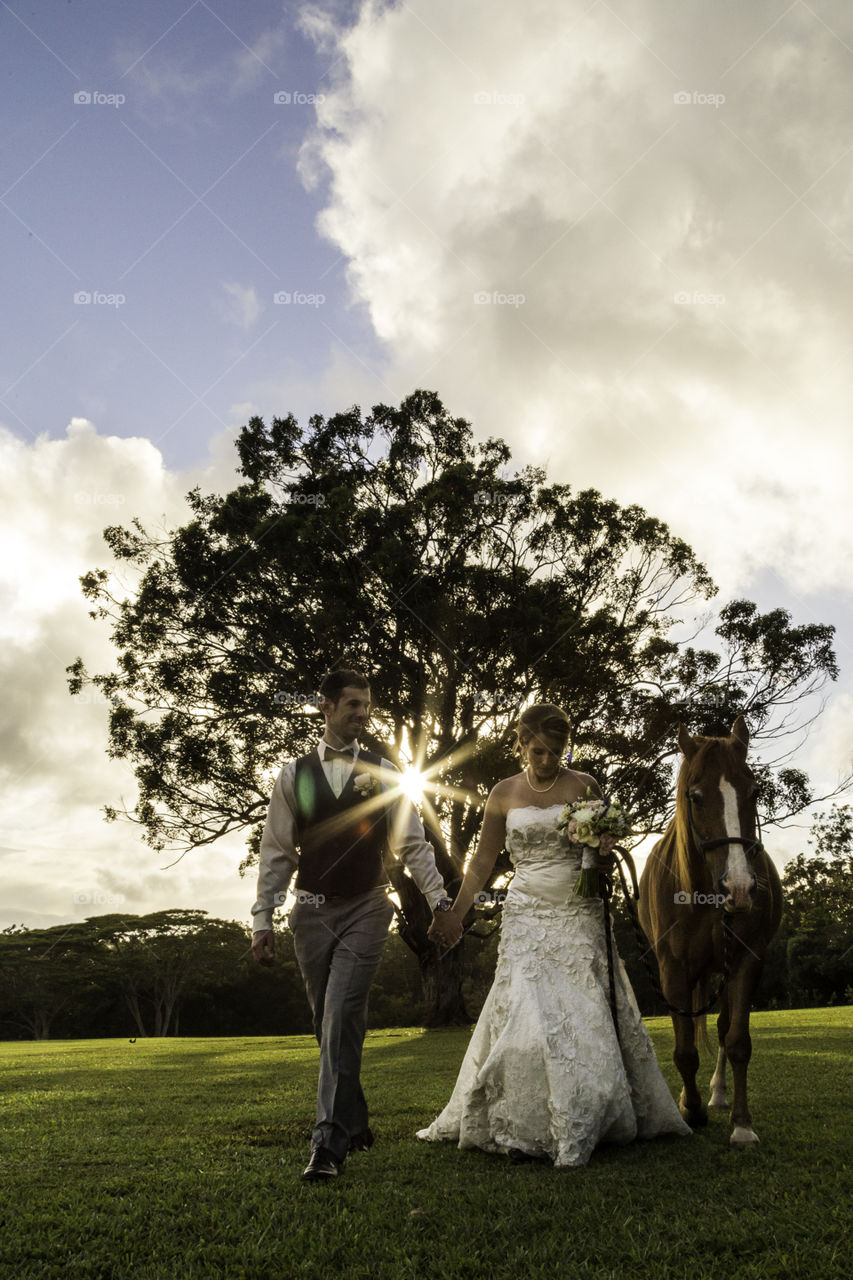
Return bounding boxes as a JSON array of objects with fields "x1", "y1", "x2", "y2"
[{"x1": 289, "y1": 886, "x2": 394, "y2": 1161}]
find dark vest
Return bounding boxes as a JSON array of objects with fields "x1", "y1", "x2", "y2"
[{"x1": 293, "y1": 748, "x2": 391, "y2": 898}]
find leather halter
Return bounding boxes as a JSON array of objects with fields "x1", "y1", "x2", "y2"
[{"x1": 686, "y1": 790, "x2": 765, "y2": 858}]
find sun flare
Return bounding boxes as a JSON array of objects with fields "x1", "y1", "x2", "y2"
[{"x1": 398, "y1": 766, "x2": 427, "y2": 804}]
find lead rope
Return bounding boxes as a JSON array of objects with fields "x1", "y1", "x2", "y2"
[{"x1": 600, "y1": 873, "x2": 621, "y2": 1046}]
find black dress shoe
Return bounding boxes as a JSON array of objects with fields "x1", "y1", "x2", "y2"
[
  {"x1": 301, "y1": 1146, "x2": 342, "y2": 1181},
  {"x1": 348, "y1": 1127, "x2": 374, "y2": 1153}
]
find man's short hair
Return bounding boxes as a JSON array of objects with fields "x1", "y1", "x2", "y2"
[{"x1": 317, "y1": 668, "x2": 370, "y2": 706}]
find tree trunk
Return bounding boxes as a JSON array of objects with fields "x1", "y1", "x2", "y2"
[
  {"x1": 419, "y1": 939, "x2": 470, "y2": 1026},
  {"x1": 124, "y1": 989, "x2": 149, "y2": 1036}
]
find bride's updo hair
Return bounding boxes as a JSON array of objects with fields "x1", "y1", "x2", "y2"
[{"x1": 514, "y1": 703, "x2": 571, "y2": 756}]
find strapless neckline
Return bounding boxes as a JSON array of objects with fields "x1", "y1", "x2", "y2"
[{"x1": 506, "y1": 803, "x2": 564, "y2": 817}]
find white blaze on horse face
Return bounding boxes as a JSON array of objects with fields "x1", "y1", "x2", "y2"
[{"x1": 719, "y1": 777, "x2": 753, "y2": 909}]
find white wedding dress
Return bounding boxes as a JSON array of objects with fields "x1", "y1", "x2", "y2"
[{"x1": 417, "y1": 804, "x2": 691, "y2": 1167}]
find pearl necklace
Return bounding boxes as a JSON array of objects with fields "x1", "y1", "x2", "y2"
[{"x1": 526, "y1": 766, "x2": 562, "y2": 793}]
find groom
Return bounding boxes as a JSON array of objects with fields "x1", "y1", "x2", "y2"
[{"x1": 251, "y1": 668, "x2": 456, "y2": 1181}]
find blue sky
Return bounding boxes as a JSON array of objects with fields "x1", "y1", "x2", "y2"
[
  {"x1": 2, "y1": 0, "x2": 366, "y2": 463},
  {"x1": 2, "y1": 0, "x2": 852, "y2": 931}
]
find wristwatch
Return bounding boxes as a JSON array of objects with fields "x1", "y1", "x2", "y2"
[{"x1": 433, "y1": 897, "x2": 454, "y2": 913}]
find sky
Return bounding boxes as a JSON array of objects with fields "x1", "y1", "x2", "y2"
[{"x1": 1, "y1": 0, "x2": 852, "y2": 933}]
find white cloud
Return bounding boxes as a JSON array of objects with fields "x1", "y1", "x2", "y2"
[
  {"x1": 230, "y1": 23, "x2": 287, "y2": 93},
  {"x1": 0, "y1": 419, "x2": 250, "y2": 931},
  {"x1": 303, "y1": 0, "x2": 853, "y2": 599},
  {"x1": 217, "y1": 281, "x2": 262, "y2": 329}
]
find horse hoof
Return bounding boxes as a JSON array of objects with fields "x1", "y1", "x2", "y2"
[
  {"x1": 708, "y1": 1095, "x2": 729, "y2": 1110},
  {"x1": 730, "y1": 1126, "x2": 759, "y2": 1146},
  {"x1": 680, "y1": 1107, "x2": 708, "y2": 1129}
]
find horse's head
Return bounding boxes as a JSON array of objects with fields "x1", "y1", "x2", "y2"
[{"x1": 676, "y1": 714, "x2": 762, "y2": 913}]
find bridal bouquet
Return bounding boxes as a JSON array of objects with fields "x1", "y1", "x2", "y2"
[{"x1": 557, "y1": 788, "x2": 632, "y2": 897}]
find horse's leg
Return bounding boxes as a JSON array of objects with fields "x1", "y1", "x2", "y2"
[
  {"x1": 724, "y1": 954, "x2": 763, "y2": 1146},
  {"x1": 708, "y1": 988, "x2": 729, "y2": 1109},
  {"x1": 672, "y1": 1010, "x2": 707, "y2": 1127}
]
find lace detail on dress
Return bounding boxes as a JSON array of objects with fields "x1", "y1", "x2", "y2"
[{"x1": 417, "y1": 804, "x2": 690, "y2": 1166}]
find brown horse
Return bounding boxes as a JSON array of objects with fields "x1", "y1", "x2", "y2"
[{"x1": 638, "y1": 716, "x2": 783, "y2": 1145}]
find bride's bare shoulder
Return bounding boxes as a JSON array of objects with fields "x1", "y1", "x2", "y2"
[
  {"x1": 566, "y1": 769, "x2": 601, "y2": 797},
  {"x1": 487, "y1": 774, "x2": 523, "y2": 816}
]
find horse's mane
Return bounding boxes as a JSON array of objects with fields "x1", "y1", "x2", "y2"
[{"x1": 672, "y1": 735, "x2": 724, "y2": 899}]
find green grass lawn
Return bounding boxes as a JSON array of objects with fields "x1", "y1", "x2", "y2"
[{"x1": 0, "y1": 1008, "x2": 850, "y2": 1279}]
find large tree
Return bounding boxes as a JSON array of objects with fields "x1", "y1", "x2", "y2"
[{"x1": 68, "y1": 390, "x2": 842, "y2": 1022}]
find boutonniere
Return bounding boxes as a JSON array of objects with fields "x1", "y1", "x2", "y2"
[{"x1": 353, "y1": 764, "x2": 381, "y2": 798}]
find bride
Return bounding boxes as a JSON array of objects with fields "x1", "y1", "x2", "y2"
[{"x1": 418, "y1": 704, "x2": 691, "y2": 1167}]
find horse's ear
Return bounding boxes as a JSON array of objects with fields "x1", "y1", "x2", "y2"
[
  {"x1": 731, "y1": 714, "x2": 749, "y2": 760},
  {"x1": 678, "y1": 723, "x2": 698, "y2": 761}
]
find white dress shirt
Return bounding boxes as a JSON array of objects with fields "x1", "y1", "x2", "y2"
[{"x1": 250, "y1": 739, "x2": 447, "y2": 932}]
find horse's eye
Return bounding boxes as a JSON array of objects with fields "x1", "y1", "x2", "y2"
[{"x1": 689, "y1": 791, "x2": 703, "y2": 807}]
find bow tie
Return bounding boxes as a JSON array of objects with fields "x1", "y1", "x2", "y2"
[{"x1": 323, "y1": 748, "x2": 354, "y2": 762}]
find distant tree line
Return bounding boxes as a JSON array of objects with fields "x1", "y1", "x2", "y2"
[{"x1": 1, "y1": 807, "x2": 850, "y2": 1040}]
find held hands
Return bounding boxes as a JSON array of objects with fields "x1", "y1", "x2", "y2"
[{"x1": 428, "y1": 910, "x2": 464, "y2": 948}]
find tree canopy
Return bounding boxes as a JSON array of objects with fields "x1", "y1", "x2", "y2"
[{"x1": 68, "y1": 390, "x2": 843, "y2": 1020}]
